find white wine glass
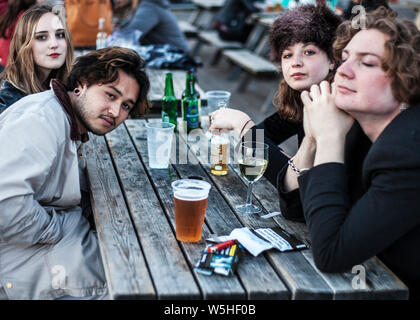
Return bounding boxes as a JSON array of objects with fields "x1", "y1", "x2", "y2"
[{"x1": 236, "y1": 141, "x2": 269, "y2": 214}]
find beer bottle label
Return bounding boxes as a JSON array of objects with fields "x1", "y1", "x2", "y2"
[{"x1": 186, "y1": 103, "x2": 199, "y2": 129}]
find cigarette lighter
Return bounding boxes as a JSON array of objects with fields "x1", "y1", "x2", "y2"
[{"x1": 207, "y1": 240, "x2": 236, "y2": 253}]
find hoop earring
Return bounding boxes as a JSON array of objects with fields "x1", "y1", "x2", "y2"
[{"x1": 399, "y1": 102, "x2": 408, "y2": 111}]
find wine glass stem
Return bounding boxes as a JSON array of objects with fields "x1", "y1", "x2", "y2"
[{"x1": 246, "y1": 182, "x2": 254, "y2": 206}]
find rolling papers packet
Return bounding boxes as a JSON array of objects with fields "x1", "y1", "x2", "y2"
[
  {"x1": 195, "y1": 243, "x2": 242, "y2": 276},
  {"x1": 251, "y1": 226, "x2": 308, "y2": 252}
]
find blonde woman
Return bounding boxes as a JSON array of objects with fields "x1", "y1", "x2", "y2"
[{"x1": 0, "y1": 4, "x2": 73, "y2": 114}]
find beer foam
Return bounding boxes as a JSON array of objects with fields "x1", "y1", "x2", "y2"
[{"x1": 172, "y1": 179, "x2": 211, "y2": 201}]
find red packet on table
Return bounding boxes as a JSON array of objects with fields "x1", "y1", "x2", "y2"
[{"x1": 195, "y1": 242, "x2": 242, "y2": 276}]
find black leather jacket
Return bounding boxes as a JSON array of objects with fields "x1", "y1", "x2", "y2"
[{"x1": 0, "y1": 80, "x2": 25, "y2": 115}]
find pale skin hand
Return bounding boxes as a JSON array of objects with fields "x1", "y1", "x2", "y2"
[
  {"x1": 301, "y1": 81, "x2": 355, "y2": 166},
  {"x1": 209, "y1": 108, "x2": 255, "y2": 138},
  {"x1": 283, "y1": 90, "x2": 318, "y2": 192},
  {"x1": 283, "y1": 136, "x2": 316, "y2": 192}
]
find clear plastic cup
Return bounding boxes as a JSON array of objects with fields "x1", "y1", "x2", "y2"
[
  {"x1": 146, "y1": 122, "x2": 175, "y2": 169},
  {"x1": 206, "y1": 90, "x2": 231, "y2": 114},
  {"x1": 171, "y1": 179, "x2": 211, "y2": 242}
]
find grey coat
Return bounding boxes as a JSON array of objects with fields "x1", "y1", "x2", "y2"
[
  {"x1": 0, "y1": 90, "x2": 107, "y2": 299},
  {"x1": 118, "y1": 0, "x2": 189, "y2": 52}
]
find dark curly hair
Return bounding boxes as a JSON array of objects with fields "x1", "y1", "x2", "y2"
[
  {"x1": 66, "y1": 46, "x2": 150, "y2": 115},
  {"x1": 333, "y1": 7, "x2": 420, "y2": 106},
  {"x1": 270, "y1": 3, "x2": 342, "y2": 122}
]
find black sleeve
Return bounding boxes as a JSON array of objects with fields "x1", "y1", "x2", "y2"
[
  {"x1": 242, "y1": 114, "x2": 304, "y2": 222},
  {"x1": 298, "y1": 162, "x2": 420, "y2": 273},
  {"x1": 254, "y1": 112, "x2": 301, "y2": 145},
  {"x1": 276, "y1": 163, "x2": 305, "y2": 222}
]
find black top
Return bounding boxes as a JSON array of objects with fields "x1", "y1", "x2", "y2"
[
  {"x1": 249, "y1": 111, "x2": 371, "y2": 222},
  {"x1": 298, "y1": 105, "x2": 420, "y2": 299}
]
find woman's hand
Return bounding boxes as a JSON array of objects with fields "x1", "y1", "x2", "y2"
[
  {"x1": 209, "y1": 108, "x2": 254, "y2": 137},
  {"x1": 301, "y1": 81, "x2": 354, "y2": 144}
]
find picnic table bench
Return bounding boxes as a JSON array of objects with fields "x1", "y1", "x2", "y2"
[
  {"x1": 178, "y1": 0, "x2": 226, "y2": 39},
  {"x1": 83, "y1": 117, "x2": 409, "y2": 300}
]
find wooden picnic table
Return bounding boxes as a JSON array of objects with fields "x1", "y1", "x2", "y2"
[{"x1": 83, "y1": 117, "x2": 409, "y2": 300}]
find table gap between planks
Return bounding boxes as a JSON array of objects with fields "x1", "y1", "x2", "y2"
[{"x1": 83, "y1": 117, "x2": 408, "y2": 300}]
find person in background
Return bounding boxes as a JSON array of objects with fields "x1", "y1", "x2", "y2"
[
  {"x1": 299, "y1": 8, "x2": 420, "y2": 299},
  {"x1": 0, "y1": 0, "x2": 39, "y2": 68},
  {"x1": 0, "y1": 0, "x2": 7, "y2": 16},
  {"x1": 210, "y1": 3, "x2": 371, "y2": 222},
  {"x1": 0, "y1": 5, "x2": 73, "y2": 114},
  {"x1": 212, "y1": 0, "x2": 260, "y2": 43},
  {"x1": 341, "y1": 0, "x2": 390, "y2": 20},
  {"x1": 0, "y1": 46, "x2": 150, "y2": 300},
  {"x1": 115, "y1": 0, "x2": 189, "y2": 53}
]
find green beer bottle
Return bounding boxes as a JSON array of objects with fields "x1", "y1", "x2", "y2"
[
  {"x1": 161, "y1": 73, "x2": 177, "y2": 131},
  {"x1": 181, "y1": 72, "x2": 200, "y2": 132}
]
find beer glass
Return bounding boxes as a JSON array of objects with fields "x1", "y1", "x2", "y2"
[
  {"x1": 210, "y1": 132, "x2": 230, "y2": 176},
  {"x1": 236, "y1": 142, "x2": 269, "y2": 214},
  {"x1": 172, "y1": 179, "x2": 211, "y2": 242}
]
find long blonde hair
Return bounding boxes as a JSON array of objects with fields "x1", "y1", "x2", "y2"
[{"x1": 1, "y1": 5, "x2": 74, "y2": 94}]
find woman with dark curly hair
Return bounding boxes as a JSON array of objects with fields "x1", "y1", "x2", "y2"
[
  {"x1": 300, "y1": 7, "x2": 420, "y2": 299},
  {"x1": 210, "y1": 2, "x2": 371, "y2": 221}
]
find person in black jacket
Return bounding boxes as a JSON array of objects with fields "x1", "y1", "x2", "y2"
[
  {"x1": 212, "y1": 0, "x2": 261, "y2": 43},
  {"x1": 300, "y1": 8, "x2": 420, "y2": 299},
  {"x1": 210, "y1": 3, "x2": 371, "y2": 221}
]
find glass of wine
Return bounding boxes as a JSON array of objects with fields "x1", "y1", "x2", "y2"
[{"x1": 236, "y1": 141, "x2": 269, "y2": 214}]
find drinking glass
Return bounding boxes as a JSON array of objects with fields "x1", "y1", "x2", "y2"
[{"x1": 236, "y1": 142, "x2": 269, "y2": 214}]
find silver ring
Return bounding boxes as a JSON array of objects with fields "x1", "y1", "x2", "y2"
[{"x1": 210, "y1": 115, "x2": 214, "y2": 124}]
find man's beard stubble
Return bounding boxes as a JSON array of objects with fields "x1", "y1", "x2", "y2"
[{"x1": 73, "y1": 92, "x2": 107, "y2": 136}]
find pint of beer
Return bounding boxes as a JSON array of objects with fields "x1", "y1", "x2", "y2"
[
  {"x1": 172, "y1": 179, "x2": 211, "y2": 242},
  {"x1": 210, "y1": 132, "x2": 230, "y2": 176}
]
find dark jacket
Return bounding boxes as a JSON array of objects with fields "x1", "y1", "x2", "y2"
[
  {"x1": 0, "y1": 80, "x2": 25, "y2": 115},
  {"x1": 249, "y1": 111, "x2": 371, "y2": 222},
  {"x1": 298, "y1": 104, "x2": 420, "y2": 299}
]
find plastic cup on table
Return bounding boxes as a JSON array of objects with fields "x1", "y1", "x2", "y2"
[{"x1": 145, "y1": 122, "x2": 175, "y2": 169}]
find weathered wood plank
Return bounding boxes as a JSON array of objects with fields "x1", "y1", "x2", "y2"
[
  {"x1": 105, "y1": 124, "x2": 201, "y2": 299},
  {"x1": 178, "y1": 20, "x2": 199, "y2": 37},
  {"x1": 223, "y1": 49, "x2": 278, "y2": 75},
  {"x1": 125, "y1": 119, "x2": 246, "y2": 299},
  {"x1": 84, "y1": 134, "x2": 155, "y2": 299},
  {"x1": 198, "y1": 31, "x2": 243, "y2": 50}
]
